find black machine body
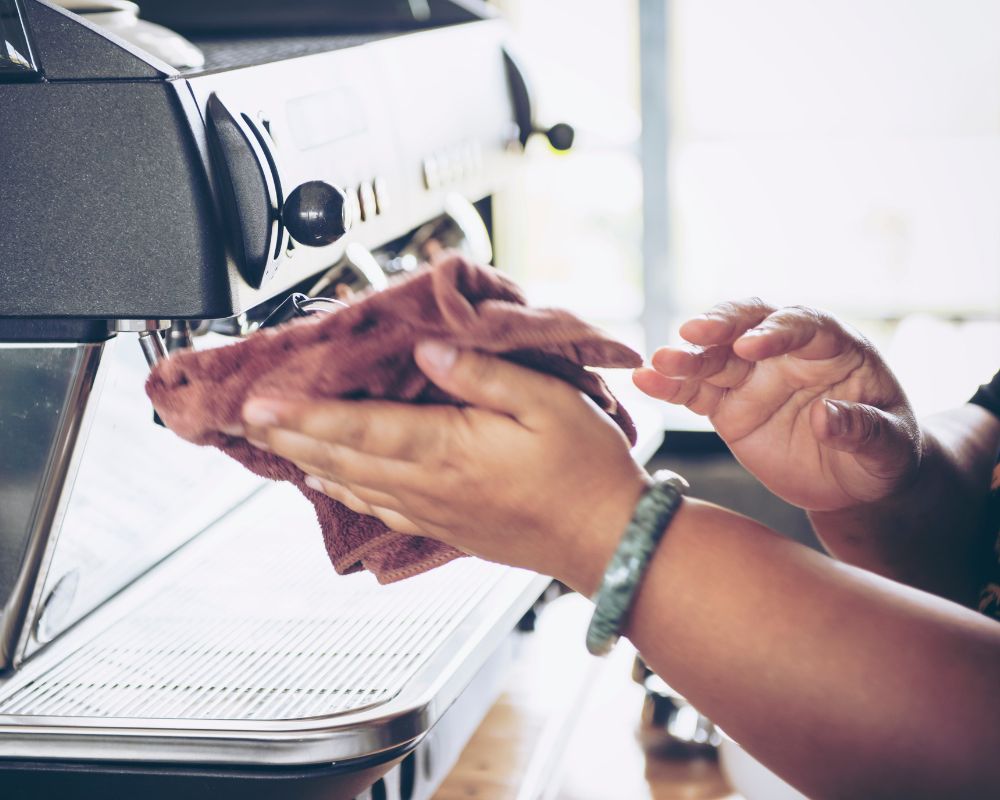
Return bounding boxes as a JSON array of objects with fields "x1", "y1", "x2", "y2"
[{"x1": 0, "y1": 0, "x2": 552, "y2": 336}]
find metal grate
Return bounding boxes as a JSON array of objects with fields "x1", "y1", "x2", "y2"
[{"x1": 0, "y1": 501, "x2": 503, "y2": 721}]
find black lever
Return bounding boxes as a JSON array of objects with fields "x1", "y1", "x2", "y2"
[{"x1": 502, "y1": 49, "x2": 575, "y2": 152}]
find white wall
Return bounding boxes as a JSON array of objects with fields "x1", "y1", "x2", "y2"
[{"x1": 669, "y1": 0, "x2": 1000, "y2": 316}]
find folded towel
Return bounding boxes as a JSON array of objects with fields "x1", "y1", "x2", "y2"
[{"x1": 146, "y1": 253, "x2": 642, "y2": 583}]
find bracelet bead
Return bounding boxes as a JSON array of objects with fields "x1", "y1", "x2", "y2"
[{"x1": 585, "y1": 470, "x2": 688, "y2": 656}]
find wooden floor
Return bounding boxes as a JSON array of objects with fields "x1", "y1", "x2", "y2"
[{"x1": 434, "y1": 594, "x2": 741, "y2": 800}]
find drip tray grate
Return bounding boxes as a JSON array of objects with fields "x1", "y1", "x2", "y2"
[{"x1": 0, "y1": 497, "x2": 503, "y2": 722}]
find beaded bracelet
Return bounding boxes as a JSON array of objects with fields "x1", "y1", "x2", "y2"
[{"x1": 585, "y1": 469, "x2": 688, "y2": 656}]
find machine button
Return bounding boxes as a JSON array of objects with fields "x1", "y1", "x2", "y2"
[
  {"x1": 422, "y1": 156, "x2": 439, "y2": 190},
  {"x1": 459, "y1": 142, "x2": 475, "y2": 177},
  {"x1": 468, "y1": 141, "x2": 483, "y2": 175},
  {"x1": 358, "y1": 180, "x2": 377, "y2": 221},
  {"x1": 281, "y1": 181, "x2": 351, "y2": 246},
  {"x1": 445, "y1": 150, "x2": 463, "y2": 183},
  {"x1": 436, "y1": 152, "x2": 452, "y2": 185},
  {"x1": 345, "y1": 187, "x2": 361, "y2": 228},
  {"x1": 372, "y1": 176, "x2": 388, "y2": 214}
]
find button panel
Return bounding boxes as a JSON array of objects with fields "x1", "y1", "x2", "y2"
[
  {"x1": 341, "y1": 177, "x2": 387, "y2": 228},
  {"x1": 422, "y1": 140, "x2": 483, "y2": 191},
  {"x1": 372, "y1": 176, "x2": 388, "y2": 215},
  {"x1": 357, "y1": 180, "x2": 377, "y2": 222},
  {"x1": 344, "y1": 188, "x2": 361, "y2": 229}
]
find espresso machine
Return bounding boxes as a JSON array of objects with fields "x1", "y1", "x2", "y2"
[{"x1": 0, "y1": 1, "x2": 659, "y2": 796}]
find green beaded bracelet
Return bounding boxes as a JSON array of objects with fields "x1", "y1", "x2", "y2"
[{"x1": 585, "y1": 469, "x2": 688, "y2": 656}]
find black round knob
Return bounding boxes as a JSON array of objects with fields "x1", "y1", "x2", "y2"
[
  {"x1": 544, "y1": 122, "x2": 575, "y2": 152},
  {"x1": 282, "y1": 181, "x2": 351, "y2": 247}
]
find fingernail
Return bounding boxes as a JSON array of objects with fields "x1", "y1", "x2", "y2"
[
  {"x1": 246, "y1": 437, "x2": 270, "y2": 452},
  {"x1": 417, "y1": 340, "x2": 457, "y2": 374},
  {"x1": 825, "y1": 399, "x2": 845, "y2": 436},
  {"x1": 741, "y1": 327, "x2": 768, "y2": 337},
  {"x1": 304, "y1": 475, "x2": 323, "y2": 491},
  {"x1": 243, "y1": 399, "x2": 281, "y2": 427}
]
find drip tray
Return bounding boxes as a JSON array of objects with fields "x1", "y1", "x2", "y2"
[{"x1": 0, "y1": 485, "x2": 546, "y2": 766}]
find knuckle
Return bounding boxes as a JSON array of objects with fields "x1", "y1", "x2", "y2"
[
  {"x1": 696, "y1": 346, "x2": 724, "y2": 376},
  {"x1": 706, "y1": 299, "x2": 740, "y2": 320},
  {"x1": 315, "y1": 443, "x2": 345, "y2": 474},
  {"x1": 462, "y1": 352, "x2": 497, "y2": 387},
  {"x1": 326, "y1": 483, "x2": 350, "y2": 503},
  {"x1": 342, "y1": 480, "x2": 370, "y2": 503},
  {"x1": 732, "y1": 296, "x2": 772, "y2": 321},
  {"x1": 340, "y1": 411, "x2": 371, "y2": 451},
  {"x1": 784, "y1": 304, "x2": 824, "y2": 327},
  {"x1": 842, "y1": 320, "x2": 874, "y2": 351},
  {"x1": 401, "y1": 490, "x2": 438, "y2": 521},
  {"x1": 856, "y1": 406, "x2": 882, "y2": 445},
  {"x1": 408, "y1": 419, "x2": 455, "y2": 475},
  {"x1": 299, "y1": 403, "x2": 332, "y2": 438}
]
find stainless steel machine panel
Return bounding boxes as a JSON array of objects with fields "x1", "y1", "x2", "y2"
[
  {"x1": 182, "y1": 18, "x2": 516, "y2": 309},
  {"x1": 4, "y1": 336, "x2": 266, "y2": 670},
  {"x1": 0, "y1": 343, "x2": 102, "y2": 669},
  {"x1": 0, "y1": 485, "x2": 548, "y2": 765}
]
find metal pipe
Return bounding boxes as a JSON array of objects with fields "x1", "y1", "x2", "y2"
[{"x1": 137, "y1": 330, "x2": 167, "y2": 368}]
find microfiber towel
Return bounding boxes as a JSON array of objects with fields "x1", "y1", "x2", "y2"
[{"x1": 146, "y1": 253, "x2": 643, "y2": 583}]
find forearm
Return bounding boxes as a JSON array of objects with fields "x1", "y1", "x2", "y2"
[
  {"x1": 809, "y1": 403, "x2": 1000, "y2": 604},
  {"x1": 567, "y1": 498, "x2": 1000, "y2": 800}
]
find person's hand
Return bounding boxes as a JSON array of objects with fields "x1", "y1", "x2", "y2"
[
  {"x1": 633, "y1": 299, "x2": 922, "y2": 511},
  {"x1": 242, "y1": 342, "x2": 650, "y2": 594}
]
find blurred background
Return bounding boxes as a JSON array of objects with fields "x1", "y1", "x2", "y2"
[{"x1": 493, "y1": 0, "x2": 1000, "y2": 418}]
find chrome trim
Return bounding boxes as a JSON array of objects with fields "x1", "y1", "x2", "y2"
[
  {"x1": 137, "y1": 330, "x2": 168, "y2": 367},
  {"x1": 112, "y1": 320, "x2": 172, "y2": 332},
  {"x1": 443, "y1": 192, "x2": 493, "y2": 264},
  {"x1": 0, "y1": 342, "x2": 106, "y2": 671}
]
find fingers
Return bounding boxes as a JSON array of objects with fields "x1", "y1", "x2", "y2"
[
  {"x1": 632, "y1": 367, "x2": 724, "y2": 416},
  {"x1": 414, "y1": 341, "x2": 569, "y2": 426},
  {"x1": 298, "y1": 462, "x2": 408, "y2": 510},
  {"x1": 244, "y1": 397, "x2": 451, "y2": 462},
  {"x1": 811, "y1": 398, "x2": 920, "y2": 480},
  {"x1": 304, "y1": 474, "x2": 425, "y2": 535},
  {"x1": 676, "y1": 299, "x2": 860, "y2": 364},
  {"x1": 253, "y1": 426, "x2": 421, "y2": 494},
  {"x1": 649, "y1": 343, "x2": 753, "y2": 388},
  {"x1": 678, "y1": 297, "x2": 775, "y2": 346},
  {"x1": 732, "y1": 306, "x2": 858, "y2": 362}
]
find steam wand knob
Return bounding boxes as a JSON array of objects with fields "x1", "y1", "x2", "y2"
[{"x1": 282, "y1": 181, "x2": 353, "y2": 247}]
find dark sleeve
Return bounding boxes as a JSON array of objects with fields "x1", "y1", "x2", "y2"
[{"x1": 970, "y1": 369, "x2": 1000, "y2": 418}]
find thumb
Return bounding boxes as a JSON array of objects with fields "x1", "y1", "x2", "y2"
[
  {"x1": 414, "y1": 340, "x2": 559, "y2": 421},
  {"x1": 813, "y1": 398, "x2": 920, "y2": 481}
]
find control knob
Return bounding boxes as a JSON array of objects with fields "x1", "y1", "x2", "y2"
[
  {"x1": 539, "y1": 122, "x2": 575, "y2": 152},
  {"x1": 282, "y1": 181, "x2": 353, "y2": 247}
]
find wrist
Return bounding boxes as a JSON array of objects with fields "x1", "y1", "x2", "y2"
[
  {"x1": 585, "y1": 470, "x2": 688, "y2": 655},
  {"x1": 557, "y1": 471, "x2": 651, "y2": 596}
]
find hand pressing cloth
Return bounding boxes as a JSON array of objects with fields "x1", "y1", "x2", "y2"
[{"x1": 147, "y1": 253, "x2": 642, "y2": 583}]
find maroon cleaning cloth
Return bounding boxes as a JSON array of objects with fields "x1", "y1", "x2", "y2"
[{"x1": 147, "y1": 254, "x2": 643, "y2": 583}]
